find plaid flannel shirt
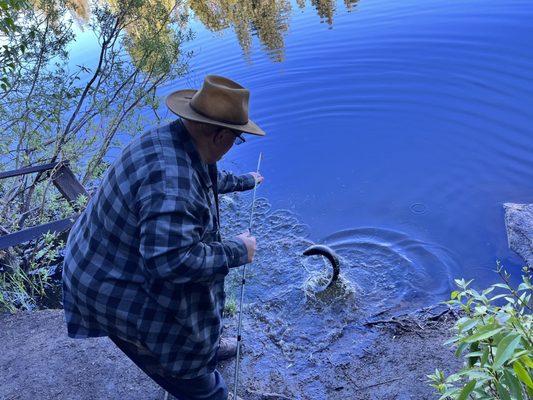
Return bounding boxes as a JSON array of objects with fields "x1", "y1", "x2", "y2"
[{"x1": 62, "y1": 119, "x2": 256, "y2": 378}]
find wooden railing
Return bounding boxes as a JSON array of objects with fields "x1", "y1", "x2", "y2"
[{"x1": 0, "y1": 161, "x2": 88, "y2": 250}]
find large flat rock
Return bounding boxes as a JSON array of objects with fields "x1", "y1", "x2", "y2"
[{"x1": 504, "y1": 203, "x2": 533, "y2": 266}]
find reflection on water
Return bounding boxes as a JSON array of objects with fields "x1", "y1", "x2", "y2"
[
  {"x1": 66, "y1": 0, "x2": 361, "y2": 63},
  {"x1": 189, "y1": 0, "x2": 291, "y2": 61},
  {"x1": 302, "y1": 0, "x2": 359, "y2": 26},
  {"x1": 67, "y1": 0, "x2": 187, "y2": 74},
  {"x1": 67, "y1": 0, "x2": 90, "y2": 22}
]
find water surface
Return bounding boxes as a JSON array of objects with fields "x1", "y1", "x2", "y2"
[
  {"x1": 168, "y1": 0, "x2": 533, "y2": 289},
  {"x1": 76, "y1": 0, "x2": 533, "y2": 289}
]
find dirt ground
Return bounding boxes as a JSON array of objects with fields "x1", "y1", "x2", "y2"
[{"x1": 0, "y1": 308, "x2": 461, "y2": 400}]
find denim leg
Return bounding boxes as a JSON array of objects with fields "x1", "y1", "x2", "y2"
[
  {"x1": 168, "y1": 370, "x2": 227, "y2": 400},
  {"x1": 109, "y1": 336, "x2": 227, "y2": 400}
]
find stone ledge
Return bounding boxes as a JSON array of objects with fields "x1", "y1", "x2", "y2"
[{"x1": 504, "y1": 203, "x2": 533, "y2": 266}]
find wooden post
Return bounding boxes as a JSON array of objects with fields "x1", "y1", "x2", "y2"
[
  {"x1": 0, "y1": 160, "x2": 89, "y2": 250},
  {"x1": 51, "y1": 163, "x2": 88, "y2": 205}
]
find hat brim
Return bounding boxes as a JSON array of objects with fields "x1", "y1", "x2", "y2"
[{"x1": 166, "y1": 89, "x2": 266, "y2": 136}]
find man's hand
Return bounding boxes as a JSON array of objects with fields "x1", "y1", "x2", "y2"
[
  {"x1": 236, "y1": 230, "x2": 256, "y2": 263},
  {"x1": 249, "y1": 172, "x2": 264, "y2": 185}
]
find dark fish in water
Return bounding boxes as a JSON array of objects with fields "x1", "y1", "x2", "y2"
[{"x1": 302, "y1": 244, "x2": 340, "y2": 289}]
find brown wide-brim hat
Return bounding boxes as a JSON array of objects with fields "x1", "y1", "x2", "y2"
[{"x1": 166, "y1": 75, "x2": 266, "y2": 136}]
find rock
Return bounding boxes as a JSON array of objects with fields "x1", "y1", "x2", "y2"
[{"x1": 504, "y1": 203, "x2": 533, "y2": 266}]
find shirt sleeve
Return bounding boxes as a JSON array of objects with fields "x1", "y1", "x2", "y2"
[
  {"x1": 217, "y1": 170, "x2": 256, "y2": 194},
  {"x1": 137, "y1": 193, "x2": 249, "y2": 283}
]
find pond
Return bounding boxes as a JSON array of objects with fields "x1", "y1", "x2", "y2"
[{"x1": 73, "y1": 0, "x2": 533, "y2": 292}]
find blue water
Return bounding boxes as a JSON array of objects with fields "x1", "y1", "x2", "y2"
[{"x1": 79, "y1": 0, "x2": 533, "y2": 289}]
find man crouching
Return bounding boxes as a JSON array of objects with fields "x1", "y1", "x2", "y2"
[{"x1": 62, "y1": 75, "x2": 265, "y2": 399}]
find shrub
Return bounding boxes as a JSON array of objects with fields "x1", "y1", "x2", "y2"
[
  {"x1": 0, "y1": 0, "x2": 190, "y2": 312},
  {"x1": 428, "y1": 263, "x2": 532, "y2": 399},
  {"x1": 0, "y1": 231, "x2": 63, "y2": 311}
]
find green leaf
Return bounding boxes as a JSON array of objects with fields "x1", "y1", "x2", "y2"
[
  {"x1": 490, "y1": 294, "x2": 509, "y2": 301},
  {"x1": 457, "y1": 380, "x2": 476, "y2": 400},
  {"x1": 4, "y1": 16, "x2": 14, "y2": 27},
  {"x1": 458, "y1": 369, "x2": 492, "y2": 381},
  {"x1": 455, "y1": 342, "x2": 469, "y2": 358},
  {"x1": 510, "y1": 350, "x2": 530, "y2": 364},
  {"x1": 504, "y1": 369, "x2": 523, "y2": 400},
  {"x1": 496, "y1": 382, "x2": 512, "y2": 400},
  {"x1": 521, "y1": 355, "x2": 533, "y2": 369},
  {"x1": 444, "y1": 336, "x2": 461, "y2": 346},
  {"x1": 513, "y1": 361, "x2": 533, "y2": 389},
  {"x1": 438, "y1": 388, "x2": 460, "y2": 400},
  {"x1": 492, "y1": 283, "x2": 511, "y2": 290},
  {"x1": 493, "y1": 334, "x2": 522, "y2": 369},
  {"x1": 480, "y1": 347, "x2": 489, "y2": 367},
  {"x1": 464, "y1": 351, "x2": 484, "y2": 358},
  {"x1": 464, "y1": 327, "x2": 504, "y2": 343},
  {"x1": 468, "y1": 342, "x2": 480, "y2": 367},
  {"x1": 505, "y1": 297, "x2": 515, "y2": 304},
  {"x1": 458, "y1": 318, "x2": 478, "y2": 332},
  {"x1": 474, "y1": 305, "x2": 488, "y2": 315}
]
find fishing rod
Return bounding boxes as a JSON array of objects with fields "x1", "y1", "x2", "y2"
[{"x1": 233, "y1": 152, "x2": 262, "y2": 400}]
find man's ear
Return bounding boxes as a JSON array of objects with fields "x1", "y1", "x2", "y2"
[
  {"x1": 211, "y1": 129, "x2": 220, "y2": 144},
  {"x1": 213, "y1": 128, "x2": 228, "y2": 144}
]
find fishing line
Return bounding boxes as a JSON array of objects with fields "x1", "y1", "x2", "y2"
[{"x1": 233, "y1": 152, "x2": 262, "y2": 399}]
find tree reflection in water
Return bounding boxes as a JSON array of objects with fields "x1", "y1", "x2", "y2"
[
  {"x1": 65, "y1": 0, "x2": 359, "y2": 64},
  {"x1": 189, "y1": 0, "x2": 291, "y2": 62}
]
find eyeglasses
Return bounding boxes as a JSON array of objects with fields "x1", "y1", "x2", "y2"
[
  {"x1": 218, "y1": 127, "x2": 246, "y2": 145},
  {"x1": 232, "y1": 130, "x2": 246, "y2": 145}
]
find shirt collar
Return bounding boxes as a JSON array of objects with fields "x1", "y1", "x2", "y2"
[{"x1": 171, "y1": 119, "x2": 213, "y2": 189}]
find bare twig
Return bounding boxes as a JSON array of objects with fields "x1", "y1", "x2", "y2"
[{"x1": 361, "y1": 377, "x2": 403, "y2": 390}]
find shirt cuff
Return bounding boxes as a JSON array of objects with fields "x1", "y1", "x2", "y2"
[
  {"x1": 224, "y1": 237, "x2": 249, "y2": 268},
  {"x1": 239, "y1": 174, "x2": 257, "y2": 191}
]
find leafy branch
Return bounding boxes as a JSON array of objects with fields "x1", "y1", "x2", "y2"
[{"x1": 428, "y1": 265, "x2": 533, "y2": 400}]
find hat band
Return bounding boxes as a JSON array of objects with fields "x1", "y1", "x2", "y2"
[{"x1": 189, "y1": 101, "x2": 248, "y2": 126}]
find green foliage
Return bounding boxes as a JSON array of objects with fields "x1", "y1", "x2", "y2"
[
  {"x1": 0, "y1": 0, "x2": 33, "y2": 90},
  {"x1": 0, "y1": 232, "x2": 64, "y2": 312},
  {"x1": 0, "y1": 0, "x2": 190, "y2": 312},
  {"x1": 428, "y1": 264, "x2": 533, "y2": 399},
  {"x1": 224, "y1": 295, "x2": 237, "y2": 317}
]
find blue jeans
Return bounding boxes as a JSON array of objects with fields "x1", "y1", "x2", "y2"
[{"x1": 109, "y1": 336, "x2": 228, "y2": 400}]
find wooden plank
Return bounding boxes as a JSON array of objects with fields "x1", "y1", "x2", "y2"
[
  {"x1": 51, "y1": 164, "x2": 88, "y2": 204},
  {"x1": 0, "y1": 162, "x2": 60, "y2": 180},
  {"x1": 0, "y1": 161, "x2": 87, "y2": 248},
  {"x1": 0, "y1": 216, "x2": 78, "y2": 250}
]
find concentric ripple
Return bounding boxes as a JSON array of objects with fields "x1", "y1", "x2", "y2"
[
  {"x1": 219, "y1": 194, "x2": 460, "y2": 398},
  {"x1": 321, "y1": 228, "x2": 460, "y2": 311},
  {"x1": 221, "y1": 194, "x2": 458, "y2": 315}
]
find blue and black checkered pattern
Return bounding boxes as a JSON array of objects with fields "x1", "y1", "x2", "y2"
[{"x1": 62, "y1": 119, "x2": 256, "y2": 378}]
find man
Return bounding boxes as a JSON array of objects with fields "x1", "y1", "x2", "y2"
[{"x1": 62, "y1": 75, "x2": 265, "y2": 399}]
